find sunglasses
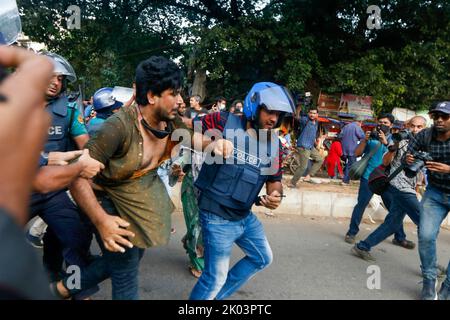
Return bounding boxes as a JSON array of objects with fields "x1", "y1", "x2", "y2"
[{"x1": 430, "y1": 112, "x2": 450, "y2": 121}]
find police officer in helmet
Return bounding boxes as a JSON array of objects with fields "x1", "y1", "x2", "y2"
[
  {"x1": 189, "y1": 82, "x2": 295, "y2": 300},
  {"x1": 87, "y1": 87, "x2": 123, "y2": 135},
  {"x1": 43, "y1": 52, "x2": 89, "y2": 150},
  {"x1": 28, "y1": 52, "x2": 98, "y2": 299}
]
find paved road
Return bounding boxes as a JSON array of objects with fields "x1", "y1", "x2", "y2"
[{"x1": 91, "y1": 212, "x2": 450, "y2": 300}]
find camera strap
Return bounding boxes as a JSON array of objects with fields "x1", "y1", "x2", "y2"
[{"x1": 386, "y1": 163, "x2": 406, "y2": 183}]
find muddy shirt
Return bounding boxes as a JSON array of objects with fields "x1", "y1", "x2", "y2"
[{"x1": 86, "y1": 105, "x2": 185, "y2": 248}]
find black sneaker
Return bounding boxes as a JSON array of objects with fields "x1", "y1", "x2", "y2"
[
  {"x1": 421, "y1": 279, "x2": 437, "y2": 300},
  {"x1": 438, "y1": 282, "x2": 450, "y2": 300},
  {"x1": 392, "y1": 238, "x2": 416, "y2": 250},
  {"x1": 26, "y1": 232, "x2": 43, "y2": 249},
  {"x1": 351, "y1": 244, "x2": 376, "y2": 261}
]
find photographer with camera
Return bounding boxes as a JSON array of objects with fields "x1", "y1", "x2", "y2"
[
  {"x1": 289, "y1": 106, "x2": 324, "y2": 186},
  {"x1": 352, "y1": 116, "x2": 426, "y2": 261},
  {"x1": 407, "y1": 102, "x2": 450, "y2": 300},
  {"x1": 344, "y1": 113, "x2": 413, "y2": 247}
]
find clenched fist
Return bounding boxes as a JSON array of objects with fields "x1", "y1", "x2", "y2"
[
  {"x1": 211, "y1": 139, "x2": 234, "y2": 158},
  {"x1": 78, "y1": 149, "x2": 105, "y2": 178}
]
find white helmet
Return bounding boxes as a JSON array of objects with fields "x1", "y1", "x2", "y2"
[{"x1": 42, "y1": 52, "x2": 77, "y2": 83}]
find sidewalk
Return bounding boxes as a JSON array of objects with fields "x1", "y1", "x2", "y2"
[{"x1": 169, "y1": 176, "x2": 450, "y2": 228}]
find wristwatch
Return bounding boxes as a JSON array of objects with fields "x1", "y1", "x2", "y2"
[{"x1": 40, "y1": 151, "x2": 49, "y2": 166}]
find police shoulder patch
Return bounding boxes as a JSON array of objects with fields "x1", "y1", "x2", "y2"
[{"x1": 78, "y1": 114, "x2": 84, "y2": 124}]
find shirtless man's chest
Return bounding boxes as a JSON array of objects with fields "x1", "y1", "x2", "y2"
[{"x1": 138, "y1": 122, "x2": 170, "y2": 171}]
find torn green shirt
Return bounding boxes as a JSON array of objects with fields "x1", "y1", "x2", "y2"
[{"x1": 86, "y1": 105, "x2": 185, "y2": 248}]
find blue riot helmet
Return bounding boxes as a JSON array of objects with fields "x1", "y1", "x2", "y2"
[
  {"x1": 93, "y1": 87, "x2": 123, "y2": 118},
  {"x1": 0, "y1": 0, "x2": 21, "y2": 45},
  {"x1": 243, "y1": 82, "x2": 296, "y2": 128}
]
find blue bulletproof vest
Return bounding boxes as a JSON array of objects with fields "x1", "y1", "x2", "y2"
[
  {"x1": 194, "y1": 113, "x2": 279, "y2": 211},
  {"x1": 44, "y1": 95, "x2": 74, "y2": 152},
  {"x1": 32, "y1": 96, "x2": 75, "y2": 203}
]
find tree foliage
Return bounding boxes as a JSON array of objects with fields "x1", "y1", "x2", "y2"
[{"x1": 18, "y1": 0, "x2": 450, "y2": 113}]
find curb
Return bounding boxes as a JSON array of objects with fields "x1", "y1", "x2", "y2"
[{"x1": 169, "y1": 182, "x2": 450, "y2": 227}]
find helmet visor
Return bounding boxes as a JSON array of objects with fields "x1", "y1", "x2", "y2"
[
  {"x1": 46, "y1": 53, "x2": 77, "y2": 83},
  {"x1": 96, "y1": 92, "x2": 116, "y2": 110},
  {"x1": 0, "y1": 0, "x2": 22, "y2": 45},
  {"x1": 111, "y1": 86, "x2": 134, "y2": 103},
  {"x1": 256, "y1": 86, "x2": 296, "y2": 115}
]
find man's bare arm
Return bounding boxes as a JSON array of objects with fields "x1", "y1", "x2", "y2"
[
  {"x1": 266, "y1": 181, "x2": 282, "y2": 197},
  {"x1": 70, "y1": 178, "x2": 108, "y2": 225},
  {"x1": 48, "y1": 150, "x2": 83, "y2": 165},
  {"x1": 355, "y1": 131, "x2": 371, "y2": 157},
  {"x1": 259, "y1": 181, "x2": 283, "y2": 210},
  {"x1": 74, "y1": 134, "x2": 89, "y2": 149},
  {"x1": 33, "y1": 162, "x2": 84, "y2": 193},
  {"x1": 37, "y1": 149, "x2": 104, "y2": 191}
]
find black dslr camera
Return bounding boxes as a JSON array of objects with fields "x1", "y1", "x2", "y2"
[
  {"x1": 296, "y1": 92, "x2": 312, "y2": 108},
  {"x1": 369, "y1": 124, "x2": 390, "y2": 140},
  {"x1": 392, "y1": 130, "x2": 411, "y2": 142},
  {"x1": 404, "y1": 150, "x2": 433, "y2": 178}
]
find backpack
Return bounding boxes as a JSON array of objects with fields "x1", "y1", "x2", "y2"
[{"x1": 368, "y1": 163, "x2": 403, "y2": 195}]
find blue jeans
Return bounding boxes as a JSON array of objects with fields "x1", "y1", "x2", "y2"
[
  {"x1": 30, "y1": 190, "x2": 98, "y2": 299},
  {"x1": 62, "y1": 194, "x2": 145, "y2": 300},
  {"x1": 189, "y1": 211, "x2": 273, "y2": 300},
  {"x1": 357, "y1": 185, "x2": 420, "y2": 251},
  {"x1": 64, "y1": 244, "x2": 145, "y2": 300},
  {"x1": 419, "y1": 186, "x2": 450, "y2": 285},
  {"x1": 347, "y1": 178, "x2": 407, "y2": 241},
  {"x1": 342, "y1": 155, "x2": 357, "y2": 183}
]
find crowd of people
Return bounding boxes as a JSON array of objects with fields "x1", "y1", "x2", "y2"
[
  {"x1": 0, "y1": 45, "x2": 292, "y2": 300},
  {"x1": 1, "y1": 31, "x2": 449, "y2": 301},
  {"x1": 282, "y1": 103, "x2": 450, "y2": 300}
]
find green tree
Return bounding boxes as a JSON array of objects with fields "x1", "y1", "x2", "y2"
[{"x1": 18, "y1": 0, "x2": 450, "y2": 114}]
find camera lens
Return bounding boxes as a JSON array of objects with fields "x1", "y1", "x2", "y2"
[
  {"x1": 370, "y1": 129, "x2": 379, "y2": 140},
  {"x1": 404, "y1": 159, "x2": 425, "y2": 178}
]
